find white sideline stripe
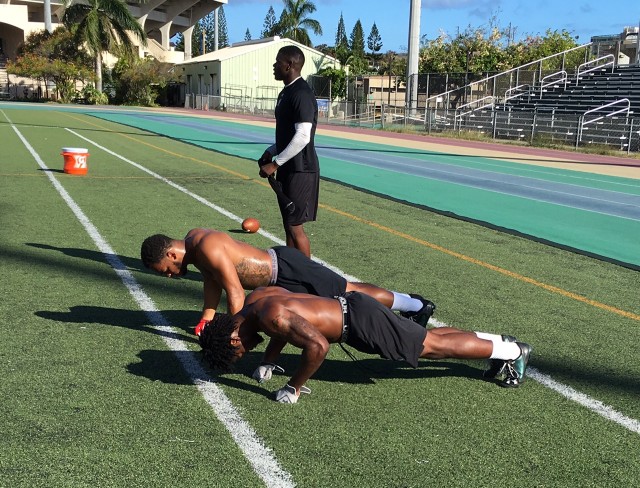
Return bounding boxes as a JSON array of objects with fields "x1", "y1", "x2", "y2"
[
  {"x1": 430, "y1": 316, "x2": 640, "y2": 433},
  {"x1": 527, "y1": 367, "x2": 640, "y2": 434},
  {"x1": 66, "y1": 128, "x2": 359, "y2": 282},
  {"x1": 65, "y1": 127, "x2": 640, "y2": 436},
  {"x1": 8, "y1": 119, "x2": 295, "y2": 488}
]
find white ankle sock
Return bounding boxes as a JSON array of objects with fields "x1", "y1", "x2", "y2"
[
  {"x1": 490, "y1": 341, "x2": 521, "y2": 360},
  {"x1": 391, "y1": 292, "x2": 422, "y2": 312}
]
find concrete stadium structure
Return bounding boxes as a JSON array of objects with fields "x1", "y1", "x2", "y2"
[{"x1": 0, "y1": 0, "x2": 227, "y2": 63}]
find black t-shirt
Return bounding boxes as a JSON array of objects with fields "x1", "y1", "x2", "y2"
[{"x1": 274, "y1": 77, "x2": 319, "y2": 174}]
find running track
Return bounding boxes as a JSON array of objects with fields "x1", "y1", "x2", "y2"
[{"x1": 90, "y1": 108, "x2": 640, "y2": 269}]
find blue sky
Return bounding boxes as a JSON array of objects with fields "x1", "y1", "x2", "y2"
[{"x1": 223, "y1": 0, "x2": 638, "y2": 52}]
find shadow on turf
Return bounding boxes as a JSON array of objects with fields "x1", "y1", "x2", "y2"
[
  {"x1": 27, "y1": 242, "x2": 144, "y2": 270},
  {"x1": 35, "y1": 306, "x2": 200, "y2": 344},
  {"x1": 125, "y1": 348, "x2": 483, "y2": 391},
  {"x1": 532, "y1": 356, "x2": 640, "y2": 398},
  {"x1": 25, "y1": 242, "x2": 207, "y2": 284}
]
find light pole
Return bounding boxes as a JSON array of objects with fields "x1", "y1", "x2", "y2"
[{"x1": 406, "y1": 0, "x2": 420, "y2": 114}]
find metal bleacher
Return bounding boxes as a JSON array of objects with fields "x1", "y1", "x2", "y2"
[
  {"x1": 422, "y1": 42, "x2": 640, "y2": 152},
  {"x1": 506, "y1": 64, "x2": 640, "y2": 116}
]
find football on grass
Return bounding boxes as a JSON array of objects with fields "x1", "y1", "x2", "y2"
[{"x1": 242, "y1": 218, "x2": 260, "y2": 233}]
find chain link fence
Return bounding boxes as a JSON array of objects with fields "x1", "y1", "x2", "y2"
[{"x1": 183, "y1": 67, "x2": 639, "y2": 154}]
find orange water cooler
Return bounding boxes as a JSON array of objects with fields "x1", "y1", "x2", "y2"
[{"x1": 61, "y1": 147, "x2": 89, "y2": 175}]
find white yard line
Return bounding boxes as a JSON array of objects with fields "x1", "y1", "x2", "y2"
[
  {"x1": 527, "y1": 367, "x2": 640, "y2": 433},
  {"x1": 6, "y1": 114, "x2": 295, "y2": 488}
]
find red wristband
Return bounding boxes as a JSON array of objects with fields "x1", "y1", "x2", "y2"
[{"x1": 195, "y1": 319, "x2": 210, "y2": 337}]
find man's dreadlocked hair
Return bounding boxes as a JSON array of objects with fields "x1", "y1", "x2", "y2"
[
  {"x1": 140, "y1": 234, "x2": 173, "y2": 268},
  {"x1": 199, "y1": 313, "x2": 240, "y2": 372}
]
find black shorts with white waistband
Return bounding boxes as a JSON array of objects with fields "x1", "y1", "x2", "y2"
[
  {"x1": 271, "y1": 246, "x2": 347, "y2": 298},
  {"x1": 341, "y1": 292, "x2": 426, "y2": 368}
]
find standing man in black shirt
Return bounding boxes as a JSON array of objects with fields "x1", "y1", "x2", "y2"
[{"x1": 259, "y1": 45, "x2": 319, "y2": 258}]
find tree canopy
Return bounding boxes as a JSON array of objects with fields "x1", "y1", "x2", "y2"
[
  {"x1": 349, "y1": 19, "x2": 365, "y2": 58},
  {"x1": 274, "y1": 0, "x2": 322, "y2": 46},
  {"x1": 261, "y1": 6, "x2": 277, "y2": 38},
  {"x1": 62, "y1": 0, "x2": 146, "y2": 92},
  {"x1": 334, "y1": 13, "x2": 349, "y2": 64},
  {"x1": 8, "y1": 27, "x2": 94, "y2": 102},
  {"x1": 367, "y1": 22, "x2": 383, "y2": 57},
  {"x1": 419, "y1": 23, "x2": 581, "y2": 75}
]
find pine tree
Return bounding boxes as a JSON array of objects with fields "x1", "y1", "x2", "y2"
[
  {"x1": 198, "y1": 12, "x2": 216, "y2": 54},
  {"x1": 335, "y1": 13, "x2": 348, "y2": 50},
  {"x1": 244, "y1": 28, "x2": 252, "y2": 41},
  {"x1": 367, "y1": 22, "x2": 383, "y2": 56},
  {"x1": 217, "y1": 6, "x2": 229, "y2": 47},
  {"x1": 191, "y1": 22, "x2": 203, "y2": 57},
  {"x1": 273, "y1": 9, "x2": 287, "y2": 37},
  {"x1": 334, "y1": 13, "x2": 349, "y2": 64},
  {"x1": 261, "y1": 6, "x2": 277, "y2": 38},
  {"x1": 349, "y1": 19, "x2": 365, "y2": 58}
]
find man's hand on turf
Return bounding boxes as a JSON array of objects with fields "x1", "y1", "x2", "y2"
[
  {"x1": 252, "y1": 362, "x2": 285, "y2": 383},
  {"x1": 274, "y1": 383, "x2": 311, "y2": 404}
]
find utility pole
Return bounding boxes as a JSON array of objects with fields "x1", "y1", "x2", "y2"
[
  {"x1": 214, "y1": 7, "x2": 219, "y2": 51},
  {"x1": 44, "y1": 0, "x2": 52, "y2": 33},
  {"x1": 636, "y1": 20, "x2": 640, "y2": 64}
]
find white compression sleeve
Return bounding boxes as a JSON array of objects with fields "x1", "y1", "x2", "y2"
[{"x1": 274, "y1": 122, "x2": 312, "y2": 166}]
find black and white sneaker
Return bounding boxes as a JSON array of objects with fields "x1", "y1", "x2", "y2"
[
  {"x1": 400, "y1": 294, "x2": 436, "y2": 327},
  {"x1": 482, "y1": 335, "x2": 517, "y2": 379},
  {"x1": 498, "y1": 342, "x2": 532, "y2": 388}
]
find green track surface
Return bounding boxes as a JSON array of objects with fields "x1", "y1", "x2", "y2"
[{"x1": 90, "y1": 110, "x2": 640, "y2": 269}]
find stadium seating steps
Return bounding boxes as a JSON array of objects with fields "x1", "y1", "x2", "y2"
[{"x1": 505, "y1": 65, "x2": 640, "y2": 116}]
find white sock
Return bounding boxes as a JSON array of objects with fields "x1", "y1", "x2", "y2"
[
  {"x1": 474, "y1": 332, "x2": 502, "y2": 342},
  {"x1": 475, "y1": 332, "x2": 503, "y2": 342},
  {"x1": 391, "y1": 292, "x2": 423, "y2": 312},
  {"x1": 490, "y1": 341, "x2": 521, "y2": 360}
]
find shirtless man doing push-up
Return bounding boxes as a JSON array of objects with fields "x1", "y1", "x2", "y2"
[
  {"x1": 199, "y1": 287, "x2": 533, "y2": 403},
  {"x1": 140, "y1": 228, "x2": 435, "y2": 335}
]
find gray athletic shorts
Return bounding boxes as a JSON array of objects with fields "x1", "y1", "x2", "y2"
[
  {"x1": 342, "y1": 292, "x2": 426, "y2": 368},
  {"x1": 269, "y1": 246, "x2": 347, "y2": 297}
]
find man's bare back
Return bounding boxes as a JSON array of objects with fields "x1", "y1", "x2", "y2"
[
  {"x1": 242, "y1": 286, "x2": 344, "y2": 343},
  {"x1": 185, "y1": 228, "x2": 272, "y2": 289}
]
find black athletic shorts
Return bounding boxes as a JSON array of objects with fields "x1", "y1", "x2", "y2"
[
  {"x1": 276, "y1": 171, "x2": 319, "y2": 226},
  {"x1": 271, "y1": 246, "x2": 347, "y2": 297},
  {"x1": 343, "y1": 292, "x2": 427, "y2": 368}
]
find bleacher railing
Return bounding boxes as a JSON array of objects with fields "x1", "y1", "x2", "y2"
[
  {"x1": 576, "y1": 54, "x2": 615, "y2": 83},
  {"x1": 578, "y1": 98, "x2": 631, "y2": 142},
  {"x1": 540, "y1": 70, "x2": 568, "y2": 96},
  {"x1": 420, "y1": 43, "x2": 592, "y2": 113}
]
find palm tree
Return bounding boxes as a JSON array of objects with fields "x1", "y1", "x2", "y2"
[
  {"x1": 63, "y1": 0, "x2": 147, "y2": 92},
  {"x1": 277, "y1": 0, "x2": 322, "y2": 47}
]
